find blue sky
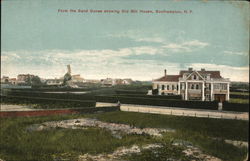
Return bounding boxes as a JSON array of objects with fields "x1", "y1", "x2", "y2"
[{"x1": 1, "y1": 0, "x2": 249, "y2": 81}]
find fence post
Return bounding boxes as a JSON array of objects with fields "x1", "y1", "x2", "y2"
[
  {"x1": 195, "y1": 113, "x2": 196, "y2": 117},
  {"x1": 183, "y1": 112, "x2": 184, "y2": 116},
  {"x1": 208, "y1": 114, "x2": 209, "y2": 118},
  {"x1": 221, "y1": 114, "x2": 223, "y2": 118},
  {"x1": 171, "y1": 110, "x2": 172, "y2": 115},
  {"x1": 235, "y1": 116, "x2": 237, "y2": 120}
]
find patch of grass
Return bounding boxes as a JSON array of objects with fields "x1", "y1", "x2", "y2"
[
  {"x1": 230, "y1": 92, "x2": 249, "y2": 96},
  {"x1": 91, "y1": 111, "x2": 248, "y2": 141},
  {"x1": 0, "y1": 111, "x2": 248, "y2": 161},
  {"x1": 89, "y1": 111, "x2": 248, "y2": 161},
  {"x1": 0, "y1": 115, "x2": 155, "y2": 161},
  {"x1": 229, "y1": 98, "x2": 249, "y2": 104}
]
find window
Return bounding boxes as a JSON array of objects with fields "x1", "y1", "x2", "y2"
[
  {"x1": 196, "y1": 84, "x2": 199, "y2": 89},
  {"x1": 193, "y1": 75, "x2": 197, "y2": 80},
  {"x1": 167, "y1": 85, "x2": 169, "y2": 90},
  {"x1": 191, "y1": 84, "x2": 194, "y2": 89},
  {"x1": 172, "y1": 85, "x2": 175, "y2": 90},
  {"x1": 162, "y1": 85, "x2": 165, "y2": 90}
]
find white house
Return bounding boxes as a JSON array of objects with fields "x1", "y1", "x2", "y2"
[
  {"x1": 152, "y1": 68, "x2": 230, "y2": 102},
  {"x1": 46, "y1": 79, "x2": 64, "y2": 86}
]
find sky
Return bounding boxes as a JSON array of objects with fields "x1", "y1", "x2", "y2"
[{"x1": 1, "y1": 0, "x2": 249, "y2": 82}]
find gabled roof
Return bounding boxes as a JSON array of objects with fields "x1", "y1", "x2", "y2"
[
  {"x1": 154, "y1": 75, "x2": 180, "y2": 82},
  {"x1": 185, "y1": 71, "x2": 205, "y2": 81},
  {"x1": 198, "y1": 71, "x2": 222, "y2": 78},
  {"x1": 179, "y1": 70, "x2": 222, "y2": 79}
]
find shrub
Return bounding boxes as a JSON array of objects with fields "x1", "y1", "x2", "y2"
[
  {"x1": 115, "y1": 90, "x2": 147, "y2": 95},
  {"x1": 230, "y1": 94, "x2": 249, "y2": 99},
  {"x1": 223, "y1": 102, "x2": 249, "y2": 112},
  {"x1": 4, "y1": 90, "x2": 95, "y2": 100},
  {"x1": 1, "y1": 95, "x2": 96, "y2": 109},
  {"x1": 95, "y1": 95, "x2": 218, "y2": 110},
  {"x1": 116, "y1": 94, "x2": 182, "y2": 100}
]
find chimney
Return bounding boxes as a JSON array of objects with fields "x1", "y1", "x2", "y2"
[
  {"x1": 164, "y1": 69, "x2": 167, "y2": 76},
  {"x1": 201, "y1": 68, "x2": 205, "y2": 72},
  {"x1": 188, "y1": 67, "x2": 193, "y2": 71},
  {"x1": 67, "y1": 65, "x2": 71, "y2": 74}
]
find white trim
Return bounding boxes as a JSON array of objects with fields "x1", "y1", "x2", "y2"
[{"x1": 185, "y1": 71, "x2": 205, "y2": 81}]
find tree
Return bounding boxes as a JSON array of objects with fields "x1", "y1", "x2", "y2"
[{"x1": 31, "y1": 76, "x2": 42, "y2": 86}]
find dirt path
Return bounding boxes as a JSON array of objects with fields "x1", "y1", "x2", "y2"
[{"x1": 0, "y1": 104, "x2": 38, "y2": 111}]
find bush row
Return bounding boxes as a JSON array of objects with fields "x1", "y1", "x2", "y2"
[
  {"x1": 4, "y1": 90, "x2": 95, "y2": 100},
  {"x1": 223, "y1": 102, "x2": 249, "y2": 112},
  {"x1": 1, "y1": 95, "x2": 96, "y2": 109},
  {"x1": 95, "y1": 95, "x2": 218, "y2": 110},
  {"x1": 9, "y1": 87, "x2": 98, "y2": 92},
  {"x1": 115, "y1": 90, "x2": 148, "y2": 95},
  {"x1": 230, "y1": 94, "x2": 249, "y2": 99},
  {"x1": 116, "y1": 94, "x2": 182, "y2": 100}
]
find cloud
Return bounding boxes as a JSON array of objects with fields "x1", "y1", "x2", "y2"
[
  {"x1": 107, "y1": 30, "x2": 165, "y2": 43},
  {"x1": 223, "y1": 50, "x2": 248, "y2": 56},
  {"x1": 1, "y1": 50, "x2": 249, "y2": 82},
  {"x1": 163, "y1": 40, "x2": 209, "y2": 53},
  {"x1": 189, "y1": 63, "x2": 249, "y2": 82}
]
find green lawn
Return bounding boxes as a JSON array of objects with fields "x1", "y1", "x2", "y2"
[
  {"x1": 0, "y1": 111, "x2": 248, "y2": 161},
  {"x1": 230, "y1": 92, "x2": 249, "y2": 96},
  {"x1": 229, "y1": 98, "x2": 249, "y2": 104}
]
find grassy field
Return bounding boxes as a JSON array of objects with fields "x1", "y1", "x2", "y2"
[
  {"x1": 229, "y1": 98, "x2": 249, "y2": 104},
  {"x1": 0, "y1": 111, "x2": 248, "y2": 161},
  {"x1": 230, "y1": 92, "x2": 249, "y2": 96}
]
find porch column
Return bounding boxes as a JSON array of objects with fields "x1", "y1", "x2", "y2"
[
  {"x1": 226, "y1": 83, "x2": 230, "y2": 101},
  {"x1": 178, "y1": 82, "x2": 181, "y2": 95},
  {"x1": 202, "y1": 82, "x2": 205, "y2": 101},
  {"x1": 210, "y1": 83, "x2": 214, "y2": 101},
  {"x1": 158, "y1": 84, "x2": 161, "y2": 95},
  {"x1": 185, "y1": 82, "x2": 188, "y2": 100}
]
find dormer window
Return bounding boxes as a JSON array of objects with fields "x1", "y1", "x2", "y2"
[{"x1": 193, "y1": 75, "x2": 197, "y2": 80}]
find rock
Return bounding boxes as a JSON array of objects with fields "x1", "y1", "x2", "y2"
[{"x1": 27, "y1": 118, "x2": 174, "y2": 137}]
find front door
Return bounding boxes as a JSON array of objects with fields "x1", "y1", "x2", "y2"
[{"x1": 214, "y1": 94, "x2": 226, "y2": 102}]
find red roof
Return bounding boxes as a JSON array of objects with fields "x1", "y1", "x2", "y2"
[
  {"x1": 154, "y1": 75, "x2": 180, "y2": 82},
  {"x1": 155, "y1": 70, "x2": 222, "y2": 82},
  {"x1": 198, "y1": 71, "x2": 222, "y2": 78}
]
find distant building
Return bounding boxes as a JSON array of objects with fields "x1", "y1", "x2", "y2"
[
  {"x1": 101, "y1": 78, "x2": 116, "y2": 86},
  {"x1": 152, "y1": 68, "x2": 230, "y2": 102},
  {"x1": 1, "y1": 76, "x2": 18, "y2": 85},
  {"x1": 122, "y1": 78, "x2": 133, "y2": 85},
  {"x1": 46, "y1": 79, "x2": 64, "y2": 86},
  {"x1": 71, "y1": 74, "x2": 84, "y2": 82},
  {"x1": 17, "y1": 74, "x2": 35, "y2": 84},
  {"x1": 1, "y1": 76, "x2": 10, "y2": 83},
  {"x1": 101, "y1": 78, "x2": 133, "y2": 86},
  {"x1": 84, "y1": 79, "x2": 101, "y2": 84}
]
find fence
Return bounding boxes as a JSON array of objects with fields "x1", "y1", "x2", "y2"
[{"x1": 119, "y1": 104, "x2": 249, "y2": 120}]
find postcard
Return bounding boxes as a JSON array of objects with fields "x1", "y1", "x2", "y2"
[{"x1": 1, "y1": 0, "x2": 249, "y2": 161}]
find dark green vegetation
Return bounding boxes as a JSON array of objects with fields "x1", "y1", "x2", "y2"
[
  {"x1": 1, "y1": 84, "x2": 249, "y2": 112},
  {"x1": 0, "y1": 111, "x2": 248, "y2": 161},
  {"x1": 93, "y1": 112, "x2": 249, "y2": 161},
  {"x1": 1, "y1": 95, "x2": 96, "y2": 109},
  {"x1": 229, "y1": 98, "x2": 249, "y2": 104},
  {"x1": 95, "y1": 95, "x2": 219, "y2": 110},
  {"x1": 230, "y1": 82, "x2": 249, "y2": 92}
]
